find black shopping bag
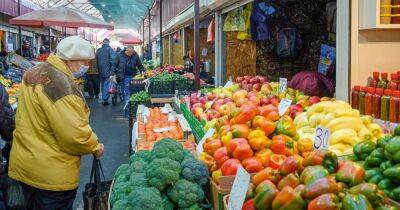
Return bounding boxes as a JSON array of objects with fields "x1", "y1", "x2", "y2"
[
  {"x1": 82, "y1": 158, "x2": 112, "y2": 210},
  {"x1": 1, "y1": 174, "x2": 26, "y2": 210}
]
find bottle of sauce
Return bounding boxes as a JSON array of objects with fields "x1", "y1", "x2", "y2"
[
  {"x1": 370, "y1": 72, "x2": 380, "y2": 87},
  {"x1": 351, "y1": 86, "x2": 361, "y2": 109},
  {"x1": 365, "y1": 87, "x2": 374, "y2": 116},
  {"x1": 359, "y1": 86, "x2": 367, "y2": 115},
  {"x1": 378, "y1": 72, "x2": 389, "y2": 88},
  {"x1": 373, "y1": 88, "x2": 383, "y2": 119},
  {"x1": 381, "y1": 89, "x2": 392, "y2": 121},
  {"x1": 388, "y1": 73, "x2": 398, "y2": 90},
  {"x1": 389, "y1": 90, "x2": 400, "y2": 123}
]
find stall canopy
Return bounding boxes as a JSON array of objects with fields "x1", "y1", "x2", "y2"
[
  {"x1": 9, "y1": 6, "x2": 113, "y2": 29},
  {"x1": 119, "y1": 37, "x2": 142, "y2": 45}
]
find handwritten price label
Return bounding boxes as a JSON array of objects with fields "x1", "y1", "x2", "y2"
[
  {"x1": 279, "y1": 78, "x2": 287, "y2": 93},
  {"x1": 196, "y1": 128, "x2": 216, "y2": 156},
  {"x1": 228, "y1": 166, "x2": 250, "y2": 210},
  {"x1": 278, "y1": 98, "x2": 292, "y2": 116},
  {"x1": 314, "y1": 126, "x2": 330, "y2": 150}
]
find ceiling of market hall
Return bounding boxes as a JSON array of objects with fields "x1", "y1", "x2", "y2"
[{"x1": 28, "y1": 0, "x2": 154, "y2": 29}]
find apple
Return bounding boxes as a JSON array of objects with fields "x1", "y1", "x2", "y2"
[
  {"x1": 218, "y1": 104, "x2": 234, "y2": 116},
  {"x1": 290, "y1": 104, "x2": 304, "y2": 119},
  {"x1": 248, "y1": 91, "x2": 259, "y2": 98},
  {"x1": 296, "y1": 99, "x2": 311, "y2": 108},
  {"x1": 248, "y1": 96, "x2": 260, "y2": 106},
  {"x1": 223, "y1": 98, "x2": 233, "y2": 104},
  {"x1": 191, "y1": 107, "x2": 204, "y2": 118},
  {"x1": 236, "y1": 98, "x2": 248, "y2": 107},
  {"x1": 258, "y1": 76, "x2": 268, "y2": 84},
  {"x1": 199, "y1": 97, "x2": 207, "y2": 105},
  {"x1": 212, "y1": 99, "x2": 224, "y2": 110},
  {"x1": 310, "y1": 96, "x2": 321, "y2": 104},
  {"x1": 260, "y1": 98, "x2": 270, "y2": 106},
  {"x1": 236, "y1": 76, "x2": 244, "y2": 83},
  {"x1": 241, "y1": 80, "x2": 249, "y2": 87},
  {"x1": 244, "y1": 75, "x2": 252, "y2": 81},
  {"x1": 250, "y1": 77, "x2": 259, "y2": 85},
  {"x1": 260, "y1": 83, "x2": 272, "y2": 94},
  {"x1": 253, "y1": 83, "x2": 262, "y2": 91},
  {"x1": 232, "y1": 90, "x2": 248, "y2": 102},
  {"x1": 206, "y1": 109, "x2": 221, "y2": 120},
  {"x1": 207, "y1": 93, "x2": 217, "y2": 101},
  {"x1": 190, "y1": 93, "x2": 199, "y2": 104},
  {"x1": 243, "y1": 84, "x2": 253, "y2": 92},
  {"x1": 269, "y1": 97, "x2": 280, "y2": 107},
  {"x1": 192, "y1": 103, "x2": 204, "y2": 109}
]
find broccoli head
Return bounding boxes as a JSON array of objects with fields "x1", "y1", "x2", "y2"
[
  {"x1": 146, "y1": 158, "x2": 181, "y2": 191},
  {"x1": 114, "y1": 174, "x2": 129, "y2": 184},
  {"x1": 129, "y1": 150, "x2": 153, "y2": 164},
  {"x1": 181, "y1": 158, "x2": 209, "y2": 186},
  {"x1": 109, "y1": 193, "x2": 127, "y2": 207},
  {"x1": 113, "y1": 181, "x2": 130, "y2": 195},
  {"x1": 167, "y1": 179, "x2": 205, "y2": 208},
  {"x1": 179, "y1": 204, "x2": 203, "y2": 210},
  {"x1": 112, "y1": 199, "x2": 130, "y2": 210},
  {"x1": 183, "y1": 149, "x2": 195, "y2": 160},
  {"x1": 115, "y1": 164, "x2": 129, "y2": 177},
  {"x1": 162, "y1": 193, "x2": 175, "y2": 210},
  {"x1": 128, "y1": 187, "x2": 164, "y2": 210},
  {"x1": 151, "y1": 138, "x2": 184, "y2": 162},
  {"x1": 129, "y1": 159, "x2": 148, "y2": 173},
  {"x1": 129, "y1": 172, "x2": 148, "y2": 187}
]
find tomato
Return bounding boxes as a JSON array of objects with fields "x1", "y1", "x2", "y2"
[
  {"x1": 221, "y1": 158, "x2": 241, "y2": 176},
  {"x1": 242, "y1": 199, "x2": 256, "y2": 210},
  {"x1": 242, "y1": 157, "x2": 263, "y2": 173},
  {"x1": 267, "y1": 154, "x2": 287, "y2": 169}
]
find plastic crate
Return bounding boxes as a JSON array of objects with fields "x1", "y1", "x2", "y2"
[
  {"x1": 174, "y1": 79, "x2": 194, "y2": 92},
  {"x1": 148, "y1": 79, "x2": 175, "y2": 95}
]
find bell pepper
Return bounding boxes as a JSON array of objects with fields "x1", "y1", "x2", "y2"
[
  {"x1": 213, "y1": 147, "x2": 229, "y2": 168},
  {"x1": 275, "y1": 116, "x2": 297, "y2": 137},
  {"x1": 254, "y1": 180, "x2": 278, "y2": 210},
  {"x1": 266, "y1": 154, "x2": 287, "y2": 169},
  {"x1": 277, "y1": 173, "x2": 300, "y2": 191},
  {"x1": 242, "y1": 157, "x2": 263, "y2": 173},
  {"x1": 300, "y1": 165, "x2": 329, "y2": 185},
  {"x1": 252, "y1": 167, "x2": 281, "y2": 186},
  {"x1": 348, "y1": 183, "x2": 385, "y2": 207},
  {"x1": 218, "y1": 125, "x2": 231, "y2": 137},
  {"x1": 246, "y1": 183, "x2": 255, "y2": 200},
  {"x1": 342, "y1": 194, "x2": 373, "y2": 210},
  {"x1": 384, "y1": 136, "x2": 400, "y2": 163},
  {"x1": 380, "y1": 160, "x2": 393, "y2": 172},
  {"x1": 255, "y1": 148, "x2": 273, "y2": 167},
  {"x1": 365, "y1": 148, "x2": 386, "y2": 167},
  {"x1": 279, "y1": 156, "x2": 299, "y2": 175},
  {"x1": 231, "y1": 124, "x2": 250, "y2": 138},
  {"x1": 221, "y1": 158, "x2": 241, "y2": 176},
  {"x1": 302, "y1": 150, "x2": 338, "y2": 173},
  {"x1": 228, "y1": 138, "x2": 248, "y2": 153},
  {"x1": 376, "y1": 205, "x2": 399, "y2": 210},
  {"x1": 248, "y1": 129, "x2": 269, "y2": 150},
  {"x1": 297, "y1": 138, "x2": 313, "y2": 154},
  {"x1": 221, "y1": 131, "x2": 232, "y2": 147},
  {"x1": 294, "y1": 184, "x2": 305, "y2": 194},
  {"x1": 252, "y1": 115, "x2": 276, "y2": 136},
  {"x1": 377, "y1": 178, "x2": 394, "y2": 191},
  {"x1": 301, "y1": 177, "x2": 339, "y2": 199},
  {"x1": 242, "y1": 199, "x2": 256, "y2": 210},
  {"x1": 307, "y1": 193, "x2": 340, "y2": 210},
  {"x1": 353, "y1": 141, "x2": 376, "y2": 160},
  {"x1": 365, "y1": 168, "x2": 383, "y2": 184},
  {"x1": 392, "y1": 186, "x2": 400, "y2": 201},
  {"x1": 199, "y1": 152, "x2": 218, "y2": 172},
  {"x1": 377, "y1": 135, "x2": 391, "y2": 148},
  {"x1": 203, "y1": 138, "x2": 222, "y2": 156},
  {"x1": 270, "y1": 135, "x2": 290, "y2": 155},
  {"x1": 259, "y1": 104, "x2": 279, "y2": 119},
  {"x1": 383, "y1": 164, "x2": 400, "y2": 180},
  {"x1": 211, "y1": 169, "x2": 222, "y2": 184},
  {"x1": 271, "y1": 186, "x2": 306, "y2": 210},
  {"x1": 230, "y1": 104, "x2": 257, "y2": 124},
  {"x1": 336, "y1": 161, "x2": 365, "y2": 187},
  {"x1": 232, "y1": 143, "x2": 254, "y2": 161}
]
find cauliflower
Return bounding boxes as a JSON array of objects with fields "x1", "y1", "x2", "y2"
[
  {"x1": 167, "y1": 179, "x2": 205, "y2": 208},
  {"x1": 151, "y1": 138, "x2": 184, "y2": 162},
  {"x1": 146, "y1": 158, "x2": 181, "y2": 191}
]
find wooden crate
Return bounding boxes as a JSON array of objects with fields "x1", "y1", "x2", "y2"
[
  {"x1": 210, "y1": 180, "x2": 231, "y2": 210},
  {"x1": 223, "y1": 195, "x2": 229, "y2": 210},
  {"x1": 107, "y1": 178, "x2": 115, "y2": 210}
]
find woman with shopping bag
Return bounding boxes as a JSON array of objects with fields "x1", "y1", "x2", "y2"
[{"x1": 8, "y1": 36, "x2": 104, "y2": 210}]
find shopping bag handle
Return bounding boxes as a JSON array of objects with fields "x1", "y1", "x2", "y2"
[{"x1": 89, "y1": 157, "x2": 106, "y2": 189}]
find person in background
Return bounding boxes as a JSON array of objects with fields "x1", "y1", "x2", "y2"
[
  {"x1": 141, "y1": 49, "x2": 151, "y2": 61},
  {"x1": 8, "y1": 36, "x2": 104, "y2": 210},
  {"x1": 39, "y1": 41, "x2": 50, "y2": 55},
  {"x1": 116, "y1": 47, "x2": 122, "y2": 54},
  {"x1": 111, "y1": 46, "x2": 144, "y2": 103},
  {"x1": 96, "y1": 38, "x2": 114, "y2": 106},
  {"x1": 18, "y1": 40, "x2": 35, "y2": 60},
  {"x1": 0, "y1": 50, "x2": 8, "y2": 74},
  {"x1": 85, "y1": 55, "x2": 101, "y2": 99}
]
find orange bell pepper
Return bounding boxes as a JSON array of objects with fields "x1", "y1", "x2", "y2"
[
  {"x1": 203, "y1": 138, "x2": 222, "y2": 156},
  {"x1": 252, "y1": 167, "x2": 282, "y2": 186},
  {"x1": 255, "y1": 148, "x2": 273, "y2": 167},
  {"x1": 230, "y1": 104, "x2": 257, "y2": 124},
  {"x1": 232, "y1": 143, "x2": 254, "y2": 161},
  {"x1": 231, "y1": 124, "x2": 250, "y2": 138},
  {"x1": 242, "y1": 157, "x2": 263, "y2": 173},
  {"x1": 252, "y1": 116, "x2": 276, "y2": 136},
  {"x1": 248, "y1": 129, "x2": 269, "y2": 150}
]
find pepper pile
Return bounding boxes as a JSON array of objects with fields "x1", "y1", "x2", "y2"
[
  {"x1": 354, "y1": 126, "x2": 400, "y2": 202},
  {"x1": 239, "y1": 156, "x2": 397, "y2": 210}
]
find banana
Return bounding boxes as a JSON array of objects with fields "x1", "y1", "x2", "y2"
[
  {"x1": 329, "y1": 143, "x2": 349, "y2": 152},
  {"x1": 309, "y1": 113, "x2": 325, "y2": 128},
  {"x1": 294, "y1": 112, "x2": 309, "y2": 129},
  {"x1": 326, "y1": 116, "x2": 364, "y2": 132},
  {"x1": 368, "y1": 123, "x2": 382, "y2": 137}
]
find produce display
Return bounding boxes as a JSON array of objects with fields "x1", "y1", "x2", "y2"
[
  {"x1": 353, "y1": 128, "x2": 400, "y2": 202},
  {"x1": 295, "y1": 100, "x2": 383, "y2": 156},
  {"x1": 110, "y1": 138, "x2": 209, "y2": 210},
  {"x1": 148, "y1": 72, "x2": 194, "y2": 94},
  {"x1": 1, "y1": 74, "x2": 20, "y2": 105},
  {"x1": 130, "y1": 91, "x2": 151, "y2": 104}
]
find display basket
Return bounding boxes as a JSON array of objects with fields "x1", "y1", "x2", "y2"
[
  {"x1": 148, "y1": 79, "x2": 175, "y2": 95},
  {"x1": 174, "y1": 78, "x2": 194, "y2": 92}
]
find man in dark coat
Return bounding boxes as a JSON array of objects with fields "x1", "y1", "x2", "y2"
[
  {"x1": 0, "y1": 84, "x2": 14, "y2": 143},
  {"x1": 96, "y1": 38, "x2": 114, "y2": 105}
]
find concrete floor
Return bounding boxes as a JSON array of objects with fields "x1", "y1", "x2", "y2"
[{"x1": 74, "y1": 98, "x2": 130, "y2": 210}]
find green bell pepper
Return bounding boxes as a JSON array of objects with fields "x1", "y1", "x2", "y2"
[
  {"x1": 365, "y1": 148, "x2": 386, "y2": 167},
  {"x1": 348, "y1": 183, "x2": 385, "y2": 207},
  {"x1": 376, "y1": 204, "x2": 399, "y2": 210},
  {"x1": 377, "y1": 136, "x2": 391, "y2": 148},
  {"x1": 354, "y1": 141, "x2": 376, "y2": 160},
  {"x1": 394, "y1": 125, "x2": 400, "y2": 136},
  {"x1": 254, "y1": 180, "x2": 278, "y2": 210},
  {"x1": 380, "y1": 161, "x2": 393, "y2": 172},
  {"x1": 271, "y1": 186, "x2": 306, "y2": 210},
  {"x1": 342, "y1": 194, "x2": 373, "y2": 210},
  {"x1": 336, "y1": 161, "x2": 365, "y2": 187},
  {"x1": 392, "y1": 186, "x2": 400, "y2": 201},
  {"x1": 299, "y1": 165, "x2": 329, "y2": 185},
  {"x1": 365, "y1": 168, "x2": 383, "y2": 184},
  {"x1": 378, "y1": 178, "x2": 394, "y2": 190},
  {"x1": 384, "y1": 136, "x2": 400, "y2": 163},
  {"x1": 275, "y1": 116, "x2": 297, "y2": 138},
  {"x1": 382, "y1": 164, "x2": 400, "y2": 180}
]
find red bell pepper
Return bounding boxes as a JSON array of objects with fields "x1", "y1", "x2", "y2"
[
  {"x1": 232, "y1": 143, "x2": 254, "y2": 161},
  {"x1": 221, "y1": 158, "x2": 241, "y2": 176},
  {"x1": 267, "y1": 154, "x2": 287, "y2": 169},
  {"x1": 228, "y1": 138, "x2": 248, "y2": 153},
  {"x1": 270, "y1": 135, "x2": 289, "y2": 155},
  {"x1": 254, "y1": 180, "x2": 278, "y2": 210},
  {"x1": 231, "y1": 105, "x2": 257, "y2": 124},
  {"x1": 335, "y1": 160, "x2": 365, "y2": 187},
  {"x1": 242, "y1": 199, "x2": 256, "y2": 210},
  {"x1": 301, "y1": 177, "x2": 339, "y2": 199},
  {"x1": 242, "y1": 157, "x2": 263, "y2": 173},
  {"x1": 213, "y1": 147, "x2": 229, "y2": 168},
  {"x1": 307, "y1": 193, "x2": 340, "y2": 210},
  {"x1": 277, "y1": 173, "x2": 300, "y2": 191},
  {"x1": 279, "y1": 156, "x2": 299, "y2": 175},
  {"x1": 272, "y1": 186, "x2": 306, "y2": 210}
]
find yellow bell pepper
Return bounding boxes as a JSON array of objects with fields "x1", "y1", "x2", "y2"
[
  {"x1": 212, "y1": 169, "x2": 222, "y2": 184},
  {"x1": 297, "y1": 138, "x2": 313, "y2": 153},
  {"x1": 221, "y1": 131, "x2": 232, "y2": 147},
  {"x1": 248, "y1": 129, "x2": 269, "y2": 150}
]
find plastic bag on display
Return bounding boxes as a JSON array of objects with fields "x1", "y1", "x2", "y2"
[
  {"x1": 82, "y1": 158, "x2": 111, "y2": 210},
  {"x1": 276, "y1": 27, "x2": 301, "y2": 58},
  {"x1": 288, "y1": 71, "x2": 334, "y2": 97},
  {"x1": 223, "y1": 7, "x2": 245, "y2": 32},
  {"x1": 1, "y1": 174, "x2": 26, "y2": 210},
  {"x1": 107, "y1": 81, "x2": 117, "y2": 94},
  {"x1": 237, "y1": 3, "x2": 253, "y2": 40},
  {"x1": 250, "y1": 0, "x2": 274, "y2": 41},
  {"x1": 207, "y1": 19, "x2": 215, "y2": 43}
]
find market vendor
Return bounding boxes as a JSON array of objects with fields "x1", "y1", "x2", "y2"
[{"x1": 8, "y1": 36, "x2": 104, "y2": 210}]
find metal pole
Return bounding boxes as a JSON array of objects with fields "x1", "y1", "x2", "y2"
[
  {"x1": 142, "y1": 19, "x2": 145, "y2": 55},
  {"x1": 159, "y1": 0, "x2": 163, "y2": 65},
  {"x1": 148, "y1": 9, "x2": 152, "y2": 60},
  {"x1": 18, "y1": 0, "x2": 22, "y2": 54},
  {"x1": 48, "y1": 27, "x2": 52, "y2": 52},
  {"x1": 194, "y1": 0, "x2": 200, "y2": 90}
]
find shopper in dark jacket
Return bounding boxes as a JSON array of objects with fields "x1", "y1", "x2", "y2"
[
  {"x1": 0, "y1": 84, "x2": 14, "y2": 143},
  {"x1": 111, "y1": 46, "x2": 144, "y2": 102},
  {"x1": 85, "y1": 58, "x2": 101, "y2": 99},
  {"x1": 96, "y1": 38, "x2": 114, "y2": 105}
]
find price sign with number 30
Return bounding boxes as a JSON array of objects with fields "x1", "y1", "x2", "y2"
[{"x1": 314, "y1": 126, "x2": 330, "y2": 150}]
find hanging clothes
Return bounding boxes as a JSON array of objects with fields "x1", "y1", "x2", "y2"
[
  {"x1": 237, "y1": 3, "x2": 253, "y2": 40},
  {"x1": 207, "y1": 19, "x2": 215, "y2": 43},
  {"x1": 223, "y1": 7, "x2": 246, "y2": 32},
  {"x1": 250, "y1": 0, "x2": 275, "y2": 41}
]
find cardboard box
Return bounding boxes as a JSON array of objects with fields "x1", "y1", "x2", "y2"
[{"x1": 210, "y1": 180, "x2": 230, "y2": 210}]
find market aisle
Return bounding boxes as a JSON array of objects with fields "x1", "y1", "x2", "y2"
[{"x1": 74, "y1": 99, "x2": 130, "y2": 210}]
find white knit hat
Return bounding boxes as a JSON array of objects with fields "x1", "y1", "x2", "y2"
[{"x1": 56, "y1": 36, "x2": 95, "y2": 60}]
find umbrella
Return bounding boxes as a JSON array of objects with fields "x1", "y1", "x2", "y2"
[{"x1": 9, "y1": 6, "x2": 114, "y2": 30}]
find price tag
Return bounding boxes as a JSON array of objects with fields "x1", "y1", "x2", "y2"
[
  {"x1": 224, "y1": 80, "x2": 234, "y2": 88},
  {"x1": 161, "y1": 106, "x2": 170, "y2": 114},
  {"x1": 153, "y1": 127, "x2": 173, "y2": 133},
  {"x1": 196, "y1": 128, "x2": 215, "y2": 155},
  {"x1": 167, "y1": 113, "x2": 176, "y2": 122},
  {"x1": 132, "y1": 122, "x2": 138, "y2": 151},
  {"x1": 142, "y1": 107, "x2": 150, "y2": 117},
  {"x1": 278, "y1": 98, "x2": 292, "y2": 116},
  {"x1": 279, "y1": 78, "x2": 287, "y2": 93},
  {"x1": 228, "y1": 166, "x2": 250, "y2": 210},
  {"x1": 314, "y1": 126, "x2": 330, "y2": 150},
  {"x1": 174, "y1": 97, "x2": 180, "y2": 106}
]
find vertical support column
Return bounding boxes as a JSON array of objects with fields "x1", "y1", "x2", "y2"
[
  {"x1": 142, "y1": 19, "x2": 145, "y2": 54},
  {"x1": 169, "y1": 34, "x2": 173, "y2": 64},
  {"x1": 194, "y1": 0, "x2": 200, "y2": 90},
  {"x1": 214, "y1": 11, "x2": 225, "y2": 87},
  {"x1": 48, "y1": 27, "x2": 52, "y2": 52},
  {"x1": 17, "y1": 0, "x2": 22, "y2": 54},
  {"x1": 159, "y1": 0, "x2": 163, "y2": 65},
  {"x1": 148, "y1": 9, "x2": 152, "y2": 60},
  {"x1": 182, "y1": 27, "x2": 186, "y2": 57},
  {"x1": 336, "y1": 0, "x2": 350, "y2": 101}
]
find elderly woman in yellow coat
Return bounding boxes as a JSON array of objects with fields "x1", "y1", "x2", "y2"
[{"x1": 8, "y1": 36, "x2": 104, "y2": 210}]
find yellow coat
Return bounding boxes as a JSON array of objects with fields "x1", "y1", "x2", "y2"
[{"x1": 9, "y1": 54, "x2": 101, "y2": 191}]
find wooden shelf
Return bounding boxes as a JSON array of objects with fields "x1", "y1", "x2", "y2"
[{"x1": 359, "y1": 0, "x2": 400, "y2": 30}]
